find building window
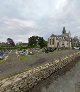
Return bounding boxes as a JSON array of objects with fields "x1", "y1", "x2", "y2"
[
  {"x1": 48, "y1": 38, "x2": 49, "y2": 43},
  {"x1": 52, "y1": 38, "x2": 54, "y2": 45},
  {"x1": 50, "y1": 39, "x2": 51, "y2": 45}
]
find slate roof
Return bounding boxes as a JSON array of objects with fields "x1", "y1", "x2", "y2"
[{"x1": 50, "y1": 34, "x2": 57, "y2": 37}]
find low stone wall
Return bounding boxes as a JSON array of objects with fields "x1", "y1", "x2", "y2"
[{"x1": 0, "y1": 51, "x2": 80, "y2": 92}]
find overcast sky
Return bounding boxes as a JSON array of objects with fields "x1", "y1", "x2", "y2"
[{"x1": 0, "y1": 0, "x2": 80, "y2": 43}]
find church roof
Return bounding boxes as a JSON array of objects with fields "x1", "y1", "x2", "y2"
[{"x1": 50, "y1": 34, "x2": 57, "y2": 37}]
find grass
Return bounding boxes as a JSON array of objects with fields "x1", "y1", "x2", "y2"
[
  {"x1": 19, "y1": 50, "x2": 65, "y2": 61},
  {"x1": 48, "y1": 50, "x2": 64, "y2": 54},
  {"x1": 0, "y1": 60, "x2": 6, "y2": 64},
  {"x1": 18, "y1": 53, "x2": 40, "y2": 61},
  {"x1": 18, "y1": 55, "x2": 31, "y2": 61}
]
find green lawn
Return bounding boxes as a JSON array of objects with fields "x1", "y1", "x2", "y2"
[
  {"x1": 48, "y1": 50, "x2": 64, "y2": 54},
  {"x1": 18, "y1": 53, "x2": 41, "y2": 61},
  {"x1": 19, "y1": 55, "x2": 31, "y2": 61},
  {"x1": 0, "y1": 60, "x2": 6, "y2": 64},
  {"x1": 19, "y1": 50, "x2": 65, "y2": 61}
]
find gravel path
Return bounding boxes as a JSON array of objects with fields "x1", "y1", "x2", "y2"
[{"x1": 0, "y1": 50, "x2": 79, "y2": 79}]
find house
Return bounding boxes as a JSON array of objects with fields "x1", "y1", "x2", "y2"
[{"x1": 48, "y1": 27, "x2": 72, "y2": 49}]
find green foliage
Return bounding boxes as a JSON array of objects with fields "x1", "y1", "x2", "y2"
[
  {"x1": 7, "y1": 38, "x2": 15, "y2": 46},
  {"x1": 28, "y1": 36, "x2": 47, "y2": 48},
  {"x1": 0, "y1": 36, "x2": 47, "y2": 49},
  {"x1": 15, "y1": 42, "x2": 28, "y2": 50}
]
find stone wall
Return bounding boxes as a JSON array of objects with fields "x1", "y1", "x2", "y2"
[{"x1": 0, "y1": 51, "x2": 80, "y2": 92}]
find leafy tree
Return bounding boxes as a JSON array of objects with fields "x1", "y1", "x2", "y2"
[
  {"x1": 7, "y1": 38, "x2": 15, "y2": 46},
  {"x1": 28, "y1": 36, "x2": 47, "y2": 48}
]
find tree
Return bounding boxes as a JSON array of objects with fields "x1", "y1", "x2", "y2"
[
  {"x1": 16, "y1": 42, "x2": 28, "y2": 49},
  {"x1": 38, "y1": 37, "x2": 47, "y2": 48},
  {"x1": 7, "y1": 38, "x2": 15, "y2": 46},
  {"x1": 28, "y1": 36, "x2": 47, "y2": 48}
]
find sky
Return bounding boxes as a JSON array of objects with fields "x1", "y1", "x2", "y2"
[{"x1": 0, "y1": 0, "x2": 80, "y2": 43}]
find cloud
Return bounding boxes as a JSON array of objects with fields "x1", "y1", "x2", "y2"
[
  {"x1": 3, "y1": 18, "x2": 37, "y2": 29},
  {"x1": 0, "y1": 0, "x2": 80, "y2": 42}
]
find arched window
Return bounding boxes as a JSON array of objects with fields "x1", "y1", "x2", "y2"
[
  {"x1": 52, "y1": 38, "x2": 54, "y2": 45},
  {"x1": 50, "y1": 39, "x2": 51, "y2": 45}
]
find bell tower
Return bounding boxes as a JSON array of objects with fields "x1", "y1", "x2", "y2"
[{"x1": 62, "y1": 27, "x2": 66, "y2": 34}]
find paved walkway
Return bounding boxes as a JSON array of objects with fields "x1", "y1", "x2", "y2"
[{"x1": 0, "y1": 50, "x2": 79, "y2": 79}]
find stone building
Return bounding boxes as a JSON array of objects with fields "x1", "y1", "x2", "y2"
[
  {"x1": 48, "y1": 27, "x2": 72, "y2": 49},
  {"x1": 72, "y1": 36, "x2": 80, "y2": 48}
]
